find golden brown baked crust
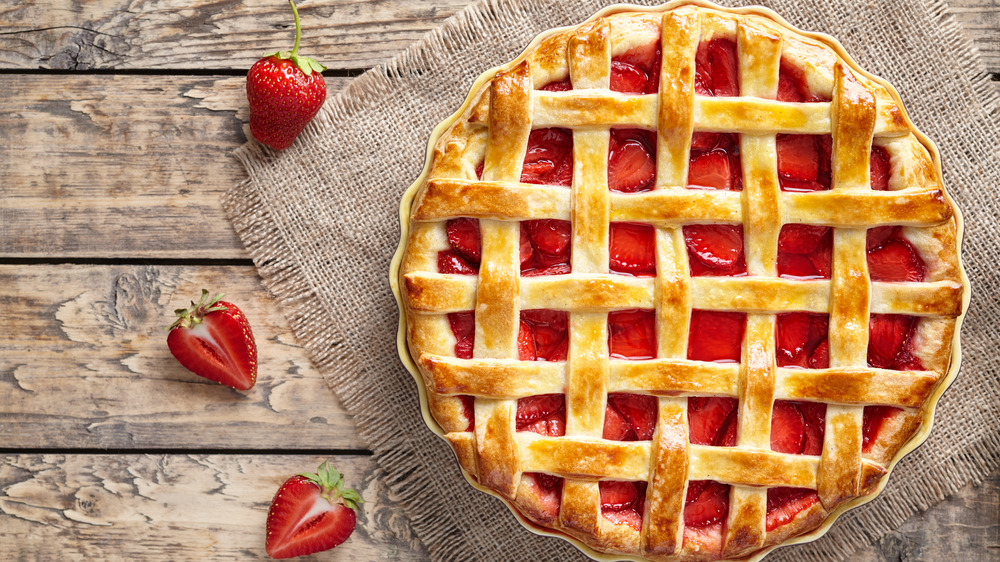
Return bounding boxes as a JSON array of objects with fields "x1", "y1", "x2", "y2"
[{"x1": 392, "y1": 2, "x2": 967, "y2": 560}]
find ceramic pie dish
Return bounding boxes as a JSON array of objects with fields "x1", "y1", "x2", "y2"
[{"x1": 390, "y1": 2, "x2": 968, "y2": 560}]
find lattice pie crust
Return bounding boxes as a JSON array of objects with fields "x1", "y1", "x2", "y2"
[{"x1": 392, "y1": 2, "x2": 967, "y2": 560}]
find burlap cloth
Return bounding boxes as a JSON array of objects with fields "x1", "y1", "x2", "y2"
[{"x1": 224, "y1": 0, "x2": 1000, "y2": 559}]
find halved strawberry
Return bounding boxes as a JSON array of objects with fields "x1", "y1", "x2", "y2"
[
  {"x1": 518, "y1": 320, "x2": 537, "y2": 361},
  {"x1": 765, "y1": 487, "x2": 819, "y2": 532},
  {"x1": 610, "y1": 60, "x2": 650, "y2": 94},
  {"x1": 437, "y1": 250, "x2": 477, "y2": 275},
  {"x1": 525, "y1": 219, "x2": 572, "y2": 261},
  {"x1": 687, "y1": 397, "x2": 738, "y2": 446},
  {"x1": 265, "y1": 461, "x2": 363, "y2": 559},
  {"x1": 684, "y1": 480, "x2": 730, "y2": 527},
  {"x1": 868, "y1": 315, "x2": 918, "y2": 369},
  {"x1": 446, "y1": 218, "x2": 481, "y2": 265},
  {"x1": 608, "y1": 309, "x2": 657, "y2": 359},
  {"x1": 777, "y1": 225, "x2": 832, "y2": 279},
  {"x1": 870, "y1": 146, "x2": 891, "y2": 191},
  {"x1": 447, "y1": 311, "x2": 475, "y2": 359},
  {"x1": 688, "y1": 150, "x2": 732, "y2": 190},
  {"x1": 778, "y1": 224, "x2": 830, "y2": 255},
  {"x1": 540, "y1": 79, "x2": 572, "y2": 92},
  {"x1": 868, "y1": 239, "x2": 926, "y2": 282},
  {"x1": 607, "y1": 393, "x2": 658, "y2": 440},
  {"x1": 603, "y1": 403, "x2": 634, "y2": 441},
  {"x1": 521, "y1": 309, "x2": 569, "y2": 361},
  {"x1": 809, "y1": 340, "x2": 830, "y2": 370},
  {"x1": 516, "y1": 394, "x2": 566, "y2": 436},
  {"x1": 862, "y1": 405, "x2": 902, "y2": 451},
  {"x1": 166, "y1": 290, "x2": 257, "y2": 390},
  {"x1": 770, "y1": 401, "x2": 806, "y2": 454},
  {"x1": 688, "y1": 310, "x2": 746, "y2": 363},
  {"x1": 608, "y1": 129, "x2": 656, "y2": 193},
  {"x1": 610, "y1": 222, "x2": 656, "y2": 276},
  {"x1": 684, "y1": 224, "x2": 746, "y2": 276},
  {"x1": 694, "y1": 39, "x2": 739, "y2": 97},
  {"x1": 867, "y1": 225, "x2": 900, "y2": 251},
  {"x1": 522, "y1": 128, "x2": 573, "y2": 186},
  {"x1": 796, "y1": 401, "x2": 827, "y2": 455},
  {"x1": 777, "y1": 134, "x2": 820, "y2": 182},
  {"x1": 690, "y1": 132, "x2": 721, "y2": 153},
  {"x1": 600, "y1": 481, "x2": 647, "y2": 530}
]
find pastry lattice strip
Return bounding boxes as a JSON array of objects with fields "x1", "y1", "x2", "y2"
[{"x1": 404, "y1": 8, "x2": 962, "y2": 559}]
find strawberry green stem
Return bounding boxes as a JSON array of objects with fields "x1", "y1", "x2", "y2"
[{"x1": 289, "y1": 0, "x2": 301, "y2": 57}]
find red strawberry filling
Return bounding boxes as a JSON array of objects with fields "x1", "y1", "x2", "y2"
[
  {"x1": 688, "y1": 397, "x2": 738, "y2": 447},
  {"x1": 438, "y1": 218, "x2": 481, "y2": 275},
  {"x1": 868, "y1": 314, "x2": 923, "y2": 370},
  {"x1": 766, "y1": 487, "x2": 820, "y2": 532},
  {"x1": 516, "y1": 394, "x2": 566, "y2": 436},
  {"x1": 695, "y1": 39, "x2": 739, "y2": 97},
  {"x1": 603, "y1": 393, "x2": 658, "y2": 441},
  {"x1": 862, "y1": 405, "x2": 904, "y2": 451},
  {"x1": 776, "y1": 134, "x2": 832, "y2": 192},
  {"x1": 608, "y1": 128, "x2": 657, "y2": 193},
  {"x1": 866, "y1": 226, "x2": 926, "y2": 282},
  {"x1": 611, "y1": 42, "x2": 661, "y2": 94},
  {"x1": 459, "y1": 395, "x2": 475, "y2": 432},
  {"x1": 608, "y1": 309, "x2": 657, "y2": 359},
  {"x1": 687, "y1": 310, "x2": 746, "y2": 363},
  {"x1": 521, "y1": 128, "x2": 573, "y2": 186},
  {"x1": 524, "y1": 471, "x2": 564, "y2": 520},
  {"x1": 688, "y1": 133, "x2": 743, "y2": 191},
  {"x1": 776, "y1": 313, "x2": 830, "y2": 369},
  {"x1": 771, "y1": 400, "x2": 826, "y2": 455},
  {"x1": 777, "y1": 224, "x2": 832, "y2": 279},
  {"x1": 870, "y1": 146, "x2": 891, "y2": 191},
  {"x1": 684, "y1": 224, "x2": 747, "y2": 277},
  {"x1": 776, "y1": 58, "x2": 830, "y2": 103},
  {"x1": 447, "y1": 311, "x2": 475, "y2": 359},
  {"x1": 518, "y1": 310, "x2": 569, "y2": 361},
  {"x1": 520, "y1": 219, "x2": 572, "y2": 276},
  {"x1": 540, "y1": 79, "x2": 572, "y2": 92},
  {"x1": 609, "y1": 222, "x2": 656, "y2": 276},
  {"x1": 600, "y1": 480, "x2": 648, "y2": 529}
]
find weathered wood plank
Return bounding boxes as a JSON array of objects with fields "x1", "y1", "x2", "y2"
[
  {"x1": 0, "y1": 454, "x2": 427, "y2": 560},
  {"x1": 0, "y1": 264, "x2": 368, "y2": 450},
  {"x1": 0, "y1": 74, "x2": 352, "y2": 259},
  {"x1": 0, "y1": 0, "x2": 472, "y2": 71},
  {"x1": 855, "y1": 468, "x2": 1000, "y2": 561},
  {"x1": 0, "y1": 1, "x2": 996, "y2": 73}
]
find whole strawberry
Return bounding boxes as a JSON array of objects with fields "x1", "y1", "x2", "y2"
[
  {"x1": 247, "y1": 0, "x2": 326, "y2": 150},
  {"x1": 266, "y1": 461, "x2": 363, "y2": 559},
  {"x1": 167, "y1": 290, "x2": 257, "y2": 390}
]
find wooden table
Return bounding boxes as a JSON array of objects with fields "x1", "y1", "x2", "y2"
[{"x1": 1, "y1": 1, "x2": 997, "y2": 559}]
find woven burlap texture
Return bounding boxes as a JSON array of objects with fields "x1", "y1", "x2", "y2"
[{"x1": 224, "y1": 0, "x2": 1000, "y2": 560}]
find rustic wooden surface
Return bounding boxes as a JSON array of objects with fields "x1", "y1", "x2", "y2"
[{"x1": 0, "y1": 0, "x2": 997, "y2": 560}]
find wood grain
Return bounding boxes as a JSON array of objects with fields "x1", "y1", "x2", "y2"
[
  {"x1": 0, "y1": 454, "x2": 427, "y2": 560},
  {"x1": 0, "y1": 74, "x2": 347, "y2": 259},
  {"x1": 0, "y1": 0, "x2": 472, "y2": 71},
  {"x1": 0, "y1": 264, "x2": 368, "y2": 450},
  {"x1": 0, "y1": 1, "x2": 996, "y2": 72}
]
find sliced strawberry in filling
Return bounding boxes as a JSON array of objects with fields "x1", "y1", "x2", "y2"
[
  {"x1": 521, "y1": 128, "x2": 573, "y2": 186},
  {"x1": 447, "y1": 311, "x2": 475, "y2": 359},
  {"x1": 695, "y1": 39, "x2": 739, "y2": 97},
  {"x1": 519, "y1": 309, "x2": 569, "y2": 362},
  {"x1": 775, "y1": 312, "x2": 830, "y2": 369},
  {"x1": 863, "y1": 405, "x2": 904, "y2": 451},
  {"x1": 520, "y1": 219, "x2": 572, "y2": 276},
  {"x1": 611, "y1": 42, "x2": 661, "y2": 94},
  {"x1": 776, "y1": 58, "x2": 830, "y2": 103},
  {"x1": 688, "y1": 310, "x2": 746, "y2": 363},
  {"x1": 603, "y1": 393, "x2": 658, "y2": 441},
  {"x1": 516, "y1": 394, "x2": 566, "y2": 436},
  {"x1": 770, "y1": 400, "x2": 827, "y2": 456},
  {"x1": 608, "y1": 309, "x2": 657, "y2": 359},
  {"x1": 608, "y1": 128, "x2": 656, "y2": 192},
  {"x1": 868, "y1": 314, "x2": 923, "y2": 371},
  {"x1": 609, "y1": 222, "x2": 656, "y2": 276},
  {"x1": 870, "y1": 146, "x2": 891, "y2": 191},
  {"x1": 459, "y1": 395, "x2": 475, "y2": 432},
  {"x1": 600, "y1": 481, "x2": 648, "y2": 530},
  {"x1": 438, "y1": 218, "x2": 481, "y2": 275},
  {"x1": 688, "y1": 397, "x2": 738, "y2": 447},
  {"x1": 766, "y1": 487, "x2": 820, "y2": 531},
  {"x1": 684, "y1": 480, "x2": 731, "y2": 528},
  {"x1": 688, "y1": 133, "x2": 742, "y2": 191},
  {"x1": 867, "y1": 228, "x2": 926, "y2": 282},
  {"x1": 437, "y1": 250, "x2": 478, "y2": 275},
  {"x1": 777, "y1": 134, "x2": 832, "y2": 192},
  {"x1": 684, "y1": 224, "x2": 747, "y2": 277},
  {"x1": 777, "y1": 224, "x2": 832, "y2": 280},
  {"x1": 523, "y1": 472, "x2": 563, "y2": 520},
  {"x1": 540, "y1": 79, "x2": 572, "y2": 92}
]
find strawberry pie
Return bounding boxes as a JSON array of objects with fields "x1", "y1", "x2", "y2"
[{"x1": 394, "y1": 2, "x2": 967, "y2": 560}]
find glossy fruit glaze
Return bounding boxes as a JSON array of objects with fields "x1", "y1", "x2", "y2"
[{"x1": 433, "y1": 39, "x2": 926, "y2": 545}]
